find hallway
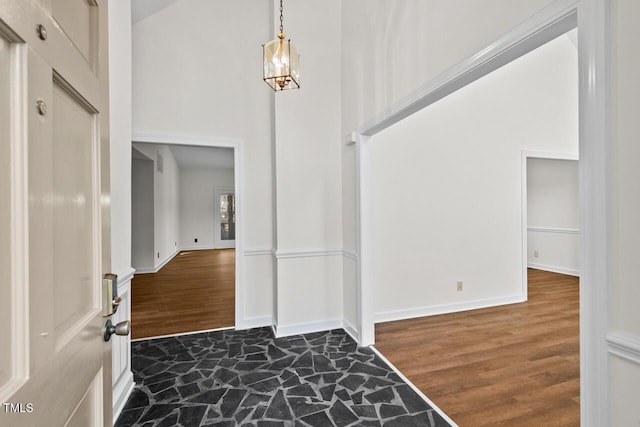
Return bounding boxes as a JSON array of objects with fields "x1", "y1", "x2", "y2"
[{"x1": 132, "y1": 249, "x2": 235, "y2": 339}]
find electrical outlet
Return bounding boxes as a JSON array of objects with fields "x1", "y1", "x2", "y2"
[
  {"x1": 194, "y1": 238, "x2": 198, "y2": 243},
  {"x1": 457, "y1": 281, "x2": 463, "y2": 292},
  {"x1": 534, "y1": 250, "x2": 539, "y2": 258}
]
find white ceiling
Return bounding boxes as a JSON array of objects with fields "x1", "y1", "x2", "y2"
[
  {"x1": 131, "y1": 0, "x2": 181, "y2": 24},
  {"x1": 169, "y1": 145, "x2": 234, "y2": 170}
]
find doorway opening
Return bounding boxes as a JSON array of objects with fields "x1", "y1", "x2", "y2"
[
  {"x1": 130, "y1": 137, "x2": 243, "y2": 339},
  {"x1": 358, "y1": 17, "x2": 582, "y2": 427},
  {"x1": 214, "y1": 187, "x2": 236, "y2": 249},
  {"x1": 524, "y1": 154, "x2": 580, "y2": 282}
]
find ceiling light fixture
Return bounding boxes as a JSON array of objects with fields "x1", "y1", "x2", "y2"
[{"x1": 263, "y1": 0, "x2": 300, "y2": 91}]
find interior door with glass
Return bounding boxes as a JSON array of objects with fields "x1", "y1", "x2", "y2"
[
  {"x1": 0, "y1": 0, "x2": 114, "y2": 426},
  {"x1": 214, "y1": 187, "x2": 236, "y2": 249}
]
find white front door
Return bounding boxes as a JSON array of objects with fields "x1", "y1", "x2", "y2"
[
  {"x1": 214, "y1": 187, "x2": 236, "y2": 249},
  {"x1": 0, "y1": 0, "x2": 113, "y2": 426}
]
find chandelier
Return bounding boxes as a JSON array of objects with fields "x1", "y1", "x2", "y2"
[{"x1": 263, "y1": 0, "x2": 300, "y2": 91}]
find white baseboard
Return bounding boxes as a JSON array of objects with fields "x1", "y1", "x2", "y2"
[
  {"x1": 180, "y1": 245, "x2": 216, "y2": 251},
  {"x1": 607, "y1": 331, "x2": 640, "y2": 366},
  {"x1": 374, "y1": 294, "x2": 525, "y2": 324},
  {"x1": 131, "y1": 266, "x2": 154, "y2": 274},
  {"x1": 343, "y1": 319, "x2": 358, "y2": 343},
  {"x1": 112, "y1": 370, "x2": 135, "y2": 424},
  {"x1": 134, "y1": 248, "x2": 180, "y2": 274},
  {"x1": 528, "y1": 262, "x2": 580, "y2": 277},
  {"x1": 274, "y1": 318, "x2": 343, "y2": 338},
  {"x1": 236, "y1": 315, "x2": 272, "y2": 330}
]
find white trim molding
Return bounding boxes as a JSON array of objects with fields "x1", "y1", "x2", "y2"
[
  {"x1": 134, "y1": 248, "x2": 180, "y2": 274},
  {"x1": 244, "y1": 248, "x2": 274, "y2": 257},
  {"x1": 527, "y1": 263, "x2": 580, "y2": 277},
  {"x1": 180, "y1": 245, "x2": 217, "y2": 251},
  {"x1": 342, "y1": 319, "x2": 358, "y2": 343},
  {"x1": 342, "y1": 250, "x2": 358, "y2": 261},
  {"x1": 116, "y1": 267, "x2": 136, "y2": 287},
  {"x1": 607, "y1": 332, "x2": 640, "y2": 366},
  {"x1": 273, "y1": 319, "x2": 344, "y2": 338},
  {"x1": 240, "y1": 316, "x2": 272, "y2": 330},
  {"x1": 132, "y1": 133, "x2": 243, "y2": 148},
  {"x1": 374, "y1": 294, "x2": 525, "y2": 324},
  {"x1": 112, "y1": 371, "x2": 135, "y2": 423},
  {"x1": 527, "y1": 226, "x2": 580, "y2": 234},
  {"x1": 275, "y1": 249, "x2": 343, "y2": 260}
]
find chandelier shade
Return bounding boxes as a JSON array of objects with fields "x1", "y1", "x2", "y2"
[{"x1": 263, "y1": 36, "x2": 300, "y2": 91}]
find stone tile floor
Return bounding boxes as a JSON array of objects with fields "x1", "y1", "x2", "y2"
[{"x1": 115, "y1": 327, "x2": 451, "y2": 426}]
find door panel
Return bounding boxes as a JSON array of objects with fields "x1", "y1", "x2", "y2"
[
  {"x1": 51, "y1": 0, "x2": 97, "y2": 66},
  {"x1": 66, "y1": 371, "x2": 102, "y2": 427},
  {"x1": 0, "y1": 0, "x2": 111, "y2": 425},
  {"x1": 27, "y1": 46, "x2": 55, "y2": 375},
  {"x1": 0, "y1": 35, "x2": 12, "y2": 390},
  {"x1": 52, "y1": 80, "x2": 97, "y2": 342}
]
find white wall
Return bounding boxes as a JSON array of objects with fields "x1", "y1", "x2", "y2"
[
  {"x1": 132, "y1": 143, "x2": 180, "y2": 271},
  {"x1": 369, "y1": 34, "x2": 577, "y2": 321},
  {"x1": 340, "y1": 0, "x2": 558, "y2": 332},
  {"x1": 180, "y1": 168, "x2": 234, "y2": 250},
  {"x1": 273, "y1": 0, "x2": 344, "y2": 335},
  {"x1": 527, "y1": 158, "x2": 580, "y2": 276},
  {"x1": 609, "y1": 1, "x2": 640, "y2": 424},
  {"x1": 107, "y1": 0, "x2": 134, "y2": 421},
  {"x1": 131, "y1": 157, "x2": 154, "y2": 270},
  {"x1": 132, "y1": 0, "x2": 273, "y2": 326}
]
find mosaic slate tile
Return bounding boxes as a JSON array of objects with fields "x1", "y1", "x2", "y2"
[{"x1": 115, "y1": 328, "x2": 452, "y2": 426}]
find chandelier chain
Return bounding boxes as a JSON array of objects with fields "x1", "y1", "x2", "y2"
[{"x1": 279, "y1": 0, "x2": 284, "y2": 34}]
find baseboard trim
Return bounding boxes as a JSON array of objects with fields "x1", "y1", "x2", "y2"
[
  {"x1": 274, "y1": 319, "x2": 343, "y2": 338},
  {"x1": 134, "y1": 248, "x2": 180, "y2": 274},
  {"x1": 528, "y1": 263, "x2": 580, "y2": 277},
  {"x1": 343, "y1": 319, "x2": 358, "y2": 343},
  {"x1": 370, "y1": 347, "x2": 458, "y2": 427},
  {"x1": 180, "y1": 245, "x2": 216, "y2": 251},
  {"x1": 112, "y1": 371, "x2": 135, "y2": 424},
  {"x1": 607, "y1": 331, "x2": 640, "y2": 366},
  {"x1": 374, "y1": 294, "x2": 525, "y2": 324},
  {"x1": 236, "y1": 316, "x2": 272, "y2": 330}
]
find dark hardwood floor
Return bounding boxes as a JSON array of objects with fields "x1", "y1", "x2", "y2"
[
  {"x1": 375, "y1": 268, "x2": 579, "y2": 427},
  {"x1": 131, "y1": 249, "x2": 235, "y2": 339}
]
